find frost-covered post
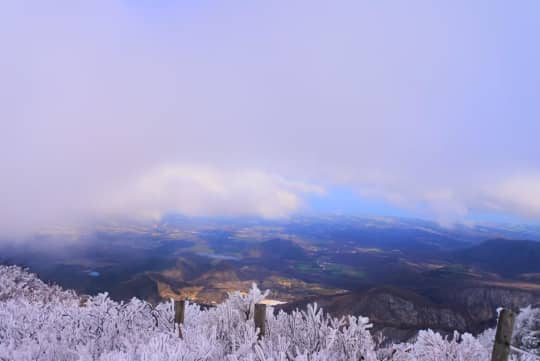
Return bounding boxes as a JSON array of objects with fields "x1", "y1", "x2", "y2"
[
  {"x1": 174, "y1": 299, "x2": 185, "y2": 338},
  {"x1": 254, "y1": 303, "x2": 266, "y2": 339},
  {"x1": 491, "y1": 308, "x2": 516, "y2": 361}
]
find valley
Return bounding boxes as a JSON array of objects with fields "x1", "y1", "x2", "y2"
[{"x1": 2, "y1": 215, "x2": 540, "y2": 340}]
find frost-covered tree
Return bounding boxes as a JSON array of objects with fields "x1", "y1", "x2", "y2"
[{"x1": 513, "y1": 306, "x2": 540, "y2": 356}]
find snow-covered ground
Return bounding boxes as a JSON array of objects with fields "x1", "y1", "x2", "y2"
[{"x1": 0, "y1": 265, "x2": 538, "y2": 361}]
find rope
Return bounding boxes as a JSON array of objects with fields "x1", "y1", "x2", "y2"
[{"x1": 511, "y1": 345, "x2": 540, "y2": 360}]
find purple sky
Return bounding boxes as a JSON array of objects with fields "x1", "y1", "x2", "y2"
[{"x1": 1, "y1": 1, "x2": 540, "y2": 235}]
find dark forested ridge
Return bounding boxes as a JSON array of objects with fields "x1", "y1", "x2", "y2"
[{"x1": 454, "y1": 238, "x2": 540, "y2": 276}]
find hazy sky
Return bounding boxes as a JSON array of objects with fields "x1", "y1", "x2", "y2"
[{"x1": 1, "y1": 1, "x2": 539, "y2": 235}]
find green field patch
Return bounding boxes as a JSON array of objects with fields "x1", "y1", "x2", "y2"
[
  {"x1": 295, "y1": 262, "x2": 319, "y2": 273},
  {"x1": 295, "y1": 261, "x2": 365, "y2": 279},
  {"x1": 321, "y1": 262, "x2": 366, "y2": 279}
]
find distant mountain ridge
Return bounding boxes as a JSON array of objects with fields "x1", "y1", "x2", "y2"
[{"x1": 455, "y1": 238, "x2": 540, "y2": 276}]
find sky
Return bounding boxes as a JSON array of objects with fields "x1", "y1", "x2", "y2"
[{"x1": 1, "y1": 1, "x2": 539, "y2": 236}]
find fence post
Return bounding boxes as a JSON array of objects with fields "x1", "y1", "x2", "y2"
[
  {"x1": 174, "y1": 299, "x2": 186, "y2": 338},
  {"x1": 254, "y1": 303, "x2": 266, "y2": 339},
  {"x1": 491, "y1": 308, "x2": 516, "y2": 361}
]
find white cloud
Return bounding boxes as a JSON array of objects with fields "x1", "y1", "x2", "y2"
[
  {"x1": 94, "y1": 164, "x2": 325, "y2": 221},
  {"x1": 480, "y1": 174, "x2": 540, "y2": 219}
]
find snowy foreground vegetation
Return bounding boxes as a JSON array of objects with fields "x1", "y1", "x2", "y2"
[{"x1": 0, "y1": 266, "x2": 539, "y2": 361}]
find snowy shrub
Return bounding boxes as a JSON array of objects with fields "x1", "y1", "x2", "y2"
[
  {"x1": 0, "y1": 265, "x2": 539, "y2": 361},
  {"x1": 390, "y1": 330, "x2": 490, "y2": 361},
  {"x1": 513, "y1": 306, "x2": 540, "y2": 356},
  {"x1": 0, "y1": 265, "x2": 76, "y2": 302}
]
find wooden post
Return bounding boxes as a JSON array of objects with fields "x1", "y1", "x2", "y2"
[
  {"x1": 254, "y1": 303, "x2": 266, "y2": 339},
  {"x1": 491, "y1": 308, "x2": 516, "y2": 361},
  {"x1": 174, "y1": 300, "x2": 186, "y2": 338}
]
